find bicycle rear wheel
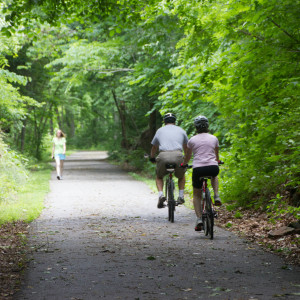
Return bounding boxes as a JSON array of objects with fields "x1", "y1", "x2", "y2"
[
  {"x1": 168, "y1": 179, "x2": 175, "y2": 223},
  {"x1": 203, "y1": 215, "x2": 209, "y2": 236},
  {"x1": 205, "y1": 189, "x2": 214, "y2": 240},
  {"x1": 165, "y1": 179, "x2": 170, "y2": 221}
]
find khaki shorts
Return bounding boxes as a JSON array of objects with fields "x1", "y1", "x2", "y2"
[{"x1": 156, "y1": 151, "x2": 185, "y2": 179}]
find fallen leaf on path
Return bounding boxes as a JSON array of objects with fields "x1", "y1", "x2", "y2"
[{"x1": 147, "y1": 256, "x2": 156, "y2": 260}]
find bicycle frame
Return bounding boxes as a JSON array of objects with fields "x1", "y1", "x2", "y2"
[
  {"x1": 165, "y1": 164, "x2": 176, "y2": 223},
  {"x1": 201, "y1": 178, "x2": 215, "y2": 212}
]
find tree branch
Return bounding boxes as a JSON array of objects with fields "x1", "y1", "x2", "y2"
[
  {"x1": 237, "y1": 29, "x2": 265, "y2": 41},
  {"x1": 84, "y1": 68, "x2": 134, "y2": 73},
  {"x1": 269, "y1": 18, "x2": 299, "y2": 43}
]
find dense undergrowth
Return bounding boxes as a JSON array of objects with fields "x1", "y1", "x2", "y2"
[{"x1": 0, "y1": 134, "x2": 51, "y2": 225}]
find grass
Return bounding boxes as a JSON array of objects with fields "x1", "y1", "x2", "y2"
[
  {"x1": 0, "y1": 163, "x2": 52, "y2": 225},
  {"x1": 128, "y1": 172, "x2": 157, "y2": 192}
]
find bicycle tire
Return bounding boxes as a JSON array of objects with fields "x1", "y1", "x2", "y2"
[
  {"x1": 168, "y1": 179, "x2": 175, "y2": 223},
  {"x1": 166, "y1": 179, "x2": 171, "y2": 221},
  {"x1": 204, "y1": 215, "x2": 209, "y2": 236},
  {"x1": 205, "y1": 189, "x2": 214, "y2": 239}
]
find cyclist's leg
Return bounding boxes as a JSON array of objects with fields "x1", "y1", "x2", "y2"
[
  {"x1": 155, "y1": 152, "x2": 166, "y2": 195},
  {"x1": 193, "y1": 187, "x2": 202, "y2": 218},
  {"x1": 209, "y1": 166, "x2": 221, "y2": 205},
  {"x1": 155, "y1": 176, "x2": 164, "y2": 194},
  {"x1": 173, "y1": 151, "x2": 185, "y2": 203},
  {"x1": 198, "y1": 165, "x2": 220, "y2": 205},
  {"x1": 211, "y1": 176, "x2": 219, "y2": 197},
  {"x1": 155, "y1": 152, "x2": 168, "y2": 208},
  {"x1": 192, "y1": 168, "x2": 204, "y2": 230}
]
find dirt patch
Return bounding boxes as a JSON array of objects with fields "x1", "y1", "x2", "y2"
[
  {"x1": 216, "y1": 206, "x2": 300, "y2": 265},
  {"x1": 0, "y1": 222, "x2": 28, "y2": 300}
]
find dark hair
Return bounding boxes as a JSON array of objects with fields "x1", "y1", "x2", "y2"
[
  {"x1": 196, "y1": 127, "x2": 209, "y2": 133},
  {"x1": 164, "y1": 118, "x2": 176, "y2": 124}
]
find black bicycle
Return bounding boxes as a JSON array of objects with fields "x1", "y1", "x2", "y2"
[
  {"x1": 184, "y1": 162, "x2": 223, "y2": 239},
  {"x1": 165, "y1": 163, "x2": 177, "y2": 223},
  {"x1": 201, "y1": 176, "x2": 217, "y2": 240}
]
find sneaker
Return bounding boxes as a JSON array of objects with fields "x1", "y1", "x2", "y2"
[
  {"x1": 177, "y1": 197, "x2": 185, "y2": 205},
  {"x1": 214, "y1": 195, "x2": 222, "y2": 206},
  {"x1": 195, "y1": 218, "x2": 203, "y2": 231},
  {"x1": 60, "y1": 176, "x2": 63, "y2": 180},
  {"x1": 57, "y1": 175, "x2": 61, "y2": 180},
  {"x1": 157, "y1": 196, "x2": 166, "y2": 208}
]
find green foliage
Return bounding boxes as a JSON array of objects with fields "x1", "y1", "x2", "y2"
[
  {"x1": 267, "y1": 194, "x2": 300, "y2": 222},
  {"x1": 225, "y1": 222, "x2": 233, "y2": 228},
  {"x1": 0, "y1": 165, "x2": 51, "y2": 224},
  {"x1": 144, "y1": 0, "x2": 300, "y2": 207},
  {"x1": 0, "y1": 134, "x2": 28, "y2": 203},
  {"x1": 234, "y1": 211, "x2": 243, "y2": 219}
]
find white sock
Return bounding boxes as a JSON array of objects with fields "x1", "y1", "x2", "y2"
[
  {"x1": 179, "y1": 190, "x2": 184, "y2": 198},
  {"x1": 158, "y1": 191, "x2": 164, "y2": 197}
]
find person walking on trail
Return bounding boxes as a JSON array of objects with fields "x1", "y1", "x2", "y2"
[
  {"x1": 150, "y1": 113, "x2": 188, "y2": 208},
  {"x1": 51, "y1": 129, "x2": 66, "y2": 180},
  {"x1": 182, "y1": 115, "x2": 222, "y2": 231}
]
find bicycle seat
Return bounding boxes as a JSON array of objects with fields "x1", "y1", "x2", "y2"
[
  {"x1": 165, "y1": 163, "x2": 176, "y2": 172},
  {"x1": 199, "y1": 176, "x2": 213, "y2": 180}
]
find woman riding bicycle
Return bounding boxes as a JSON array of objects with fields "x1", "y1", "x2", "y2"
[{"x1": 182, "y1": 116, "x2": 222, "y2": 231}]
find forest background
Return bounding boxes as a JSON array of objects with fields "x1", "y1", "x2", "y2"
[{"x1": 0, "y1": 0, "x2": 299, "y2": 223}]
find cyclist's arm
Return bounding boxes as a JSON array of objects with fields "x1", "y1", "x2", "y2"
[
  {"x1": 215, "y1": 147, "x2": 219, "y2": 162},
  {"x1": 183, "y1": 143, "x2": 188, "y2": 156},
  {"x1": 150, "y1": 145, "x2": 158, "y2": 158},
  {"x1": 182, "y1": 147, "x2": 192, "y2": 165}
]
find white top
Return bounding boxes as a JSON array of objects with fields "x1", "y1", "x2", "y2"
[{"x1": 151, "y1": 125, "x2": 188, "y2": 151}]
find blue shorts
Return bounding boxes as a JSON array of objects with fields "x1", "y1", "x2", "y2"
[{"x1": 55, "y1": 154, "x2": 66, "y2": 160}]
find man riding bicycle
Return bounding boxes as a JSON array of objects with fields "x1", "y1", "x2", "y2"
[
  {"x1": 150, "y1": 113, "x2": 188, "y2": 208},
  {"x1": 182, "y1": 115, "x2": 222, "y2": 231}
]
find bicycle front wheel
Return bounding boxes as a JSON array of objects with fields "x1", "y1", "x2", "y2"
[
  {"x1": 205, "y1": 189, "x2": 214, "y2": 240},
  {"x1": 168, "y1": 179, "x2": 175, "y2": 223}
]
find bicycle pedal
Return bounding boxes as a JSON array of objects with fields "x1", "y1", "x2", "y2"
[{"x1": 195, "y1": 225, "x2": 203, "y2": 231}]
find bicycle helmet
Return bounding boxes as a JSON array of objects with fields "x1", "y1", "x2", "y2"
[
  {"x1": 194, "y1": 115, "x2": 209, "y2": 128},
  {"x1": 163, "y1": 113, "x2": 176, "y2": 124}
]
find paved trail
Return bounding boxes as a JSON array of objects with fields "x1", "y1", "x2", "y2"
[{"x1": 17, "y1": 152, "x2": 300, "y2": 300}]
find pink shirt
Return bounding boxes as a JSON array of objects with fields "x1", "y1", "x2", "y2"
[{"x1": 187, "y1": 133, "x2": 219, "y2": 168}]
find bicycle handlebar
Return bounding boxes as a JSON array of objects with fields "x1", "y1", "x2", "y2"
[{"x1": 144, "y1": 153, "x2": 156, "y2": 163}]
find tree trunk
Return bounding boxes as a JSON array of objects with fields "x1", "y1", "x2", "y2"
[
  {"x1": 50, "y1": 118, "x2": 54, "y2": 136},
  {"x1": 111, "y1": 89, "x2": 128, "y2": 149},
  {"x1": 55, "y1": 107, "x2": 62, "y2": 129},
  {"x1": 148, "y1": 106, "x2": 157, "y2": 140},
  {"x1": 20, "y1": 118, "x2": 27, "y2": 153},
  {"x1": 137, "y1": 103, "x2": 158, "y2": 153}
]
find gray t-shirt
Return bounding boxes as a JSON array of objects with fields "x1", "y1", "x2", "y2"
[{"x1": 151, "y1": 125, "x2": 188, "y2": 151}]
